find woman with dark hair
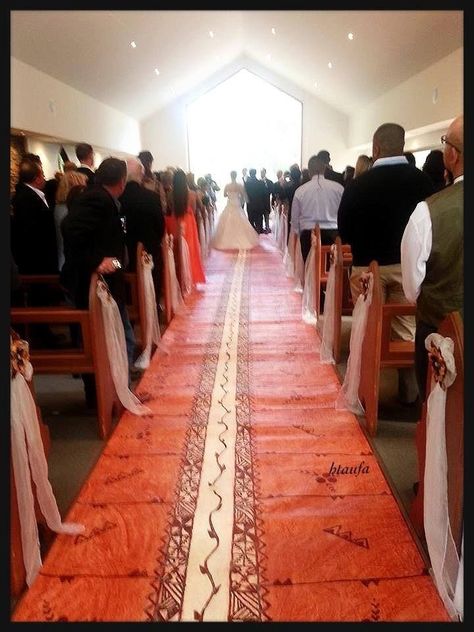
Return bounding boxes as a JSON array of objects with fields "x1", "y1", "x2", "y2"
[
  {"x1": 165, "y1": 169, "x2": 205, "y2": 285},
  {"x1": 137, "y1": 150, "x2": 157, "y2": 192},
  {"x1": 422, "y1": 149, "x2": 447, "y2": 192}
]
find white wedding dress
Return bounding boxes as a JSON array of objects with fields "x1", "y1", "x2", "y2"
[{"x1": 211, "y1": 189, "x2": 259, "y2": 251}]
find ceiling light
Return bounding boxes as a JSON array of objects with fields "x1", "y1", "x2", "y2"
[
  {"x1": 328, "y1": 61, "x2": 333, "y2": 69},
  {"x1": 348, "y1": 32, "x2": 354, "y2": 40},
  {"x1": 314, "y1": 81, "x2": 318, "y2": 88},
  {"x1": 209, "y1": 30, "x2": 214, "y2": 38},
  {"x1": 130, "y1": 41, "x2": 137, "y2": 48},
  {"x1": 266, "y1": 53, "x2": 272, "y2": 60},
  {"x1": 154, "y1": 68, "x2": 160, "y2": 76},
  {"x1": 271, "y1": 27, "x2": 276, "y2": 35}
]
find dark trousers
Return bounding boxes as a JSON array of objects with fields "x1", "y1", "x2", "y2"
[
  {"x1": 415, "y1": 319, "x2": 437, "y2": 402},
  {"x1": 300, "y1": 228, "x2": 339, "y2": 263},
  {"x1": 248, "y1": 206, "x2": 263, "y2": 233}
]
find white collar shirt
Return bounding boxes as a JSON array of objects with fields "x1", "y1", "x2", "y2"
[
  {"x1": 372, "y1": 156, "x2": 409, "y2": 168},
  {"x1": 290, "y1": 174, "x2": 343, "y2": 234},
  {"x1": 25, "y1": 183, "x2": 49, "y2": 208},
  {"x1": 401, "y1": 175, "x2": 463, "y2": 303}
]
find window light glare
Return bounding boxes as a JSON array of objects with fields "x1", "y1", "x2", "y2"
[
  {"x1": 130, "y1": 41, "x2": 137, "y2": 48},
  {"x1": 348, "y1": 32, "x2": 354, "y2": 40},
  {"x1": 266, "y1": 53, "x2": 272, "y2": 60}
]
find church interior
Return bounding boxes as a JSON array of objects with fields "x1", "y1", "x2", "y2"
[{"x1": 10, "y1": 9, "x2": 463, "y2": 622}]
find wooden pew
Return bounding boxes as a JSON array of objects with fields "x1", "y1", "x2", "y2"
[
  {"x1": 409, "y1": 312, "x2": 464, "y2": 555},
  {"x1": 358, "y1": 260, "x2": 416, "y2": 436},
  {"x1": 11, "y1": 273, "x2": 120, "y2": 440},
  {"x1": 317, "y1": 237, "x2": 344, "y2": 364}
]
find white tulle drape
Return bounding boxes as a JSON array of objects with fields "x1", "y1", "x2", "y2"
[
  {"x1": 272, "y1": 206, "x2": 280, "y2": 243},
  {"x1": 336, "y1": 272, "x2": 373, "y2": 413},
  {"x1": 204, "y1": 213, "x2": 212, "y2": 255},
  {"x1": 284, "y1": 230, "x2": 296, "y2": 277},
  {"x1": 198, "y1": 217, "x2": 207, "y2": 261},
  {"x1": 302, "y1": 235, "x2": 317, "y2": 325},
  {"x1": 293, "y1": 237, "x2": 305, "y2": 293},
  {"x1": 96, "y1": 280, "x2": 151, "y2": 415},
  {"x1": 279, "y1": 213, "x2": 289, "y2": 257},
  {"x1": 179, "y1": 233, "x2": 193, "y2": 297},
  {"x1": 133, "y1": 252, "x2": 162, "y2": 370},
  {"x1": 320, "y1": 247, "x2": 336, "y2": 364},
  {"x1": 167, "y1": 235, "x2": 185, "y2": 314},
  {"x1": 423, "y1": 333, "x2": 462, "y2": 621},
  {"x1": 11, "y1": 364, "x2": 85, "y2": 586}
]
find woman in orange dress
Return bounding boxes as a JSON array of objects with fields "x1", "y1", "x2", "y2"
[{"x1": 165, "y1": 169, "x2": 206, "y2": 285}]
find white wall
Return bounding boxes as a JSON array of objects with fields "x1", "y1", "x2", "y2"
[
  {"x1": 11, "y1": 57, "x2": 141, "y2": 157},
  {"x1": 141, "y1": 54, "x2": 350, "y2": 173},
  {"x1": 344, "y1": 48, "x2": 463, "y2": 165}
]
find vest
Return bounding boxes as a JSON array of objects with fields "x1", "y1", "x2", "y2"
[{"x1": 417, "y1": 181, "x2": 463, "y2": 327}]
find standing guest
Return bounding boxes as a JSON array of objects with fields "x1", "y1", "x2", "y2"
[
  {"x1": 343, "y1": 165, "x2": 355, "y2": 187},
  {"x1": 282, "y1": 164, "x2": 302, "y2": 240},
  {"x1": 120, "y1": 158, "x2": 165, "y2": 308},
  {"x1": 401, "y1": 115, "x2": 463, "y2": 400},
  {"x1": 63, "y1": 160, "x2": 78, "y2": 172},
  {"x1": 260, "y1": 167, "x2": 274, "y2": 233},
  {"x1": 61, "y1": 157, "x2": 136, "y2": 401},
  {"x1": 338, "y1": 122, "x2": 435, "y2": 406},
  {"x1": 300, "y1": 168, "x2": 311, "y2": 185},
  {"x1": 354, "y1": 154, "x2": 372, "y2": 178},
  {"x1": 75, "y1": 143, "x2": 96, "y2": 186},
  {"x1": 166, "y1": 169, "x2": 206, "y2": 286},
  {"x1": 422, "y1": 149, "x2": 447, "y2": 193},
  {"x1": 242, "y1": 167, "x2": 248, "y2": 184},
  {"x1": 291, "y1": 154, "x2": 343, "y2": 262},
  {"x1": 54, "y1": 170, "x2": 88, "y2": 270},
  {"x1": 137, "y1": 150, "x2": 157, "y2": 192},
  {"x1": 315, "y1": 150, "x2": 344, "y2": 186}
]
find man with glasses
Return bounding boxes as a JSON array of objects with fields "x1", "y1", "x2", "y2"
[{"x1": 401, "y1": 115, "x2": 463, "y2": 400}]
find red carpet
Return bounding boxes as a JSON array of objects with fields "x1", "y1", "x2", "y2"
[{"x1": 12, "y1": 237, "x2": 449, "y2": 622}]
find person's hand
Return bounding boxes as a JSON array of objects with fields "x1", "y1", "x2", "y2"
[{"x1": 96, "y1": 257, "x2": 121, "y2": 274}]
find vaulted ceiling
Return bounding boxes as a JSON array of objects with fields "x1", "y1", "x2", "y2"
[{"x1": 11, "y1": 10, "x2": 463, "y2": 122}]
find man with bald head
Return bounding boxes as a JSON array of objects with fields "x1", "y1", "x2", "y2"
[
  {"x1": 401, "y1": 115, "x2": 463, "y2": 400},
  {"x1": 338, "y1": 122, "x2": 435, "y2": 405},
  {"x1": 119, "y1": 156, "x2": 165, "y2": 310}
]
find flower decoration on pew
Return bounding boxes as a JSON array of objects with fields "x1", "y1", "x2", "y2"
[
  {"x1": 428, "y1": 341, "x2": 448, "y2": 390},
  {"x1": 360, "y1": 273, "x2": 372, "y2": 302},
  {"x1": 10, "y1": 328, "x2": 31, "y2": 379}
]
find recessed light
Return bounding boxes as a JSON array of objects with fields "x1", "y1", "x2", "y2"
[
  {"x1": 130, "y1": 41, "x2": 137, "y2": 48},
  {"x1": 314, "y1": 81, "x2": 318, "y2": 88},
  {"x1": 271, "y1": 27, "x2": 276, "y2": 35},
  {"x1": 154, "y1": 68, "x2": 160, "y2": 76},
  {"x1": 266, "y1": 53, "x2": 272, "y2": 60},
  {"x1": 348, "y1": 32, "x2": 354, "y2": 40},
  {"x1": 328, "y1": 61, "x2": 333, "y2": 69},
  {"x1": 209, "y1": 30, "x2": 214, "y2": 38}
]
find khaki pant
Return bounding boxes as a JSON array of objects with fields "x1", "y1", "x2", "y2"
[{"x1": 350, "y1": 264, "x2": 418, "y2": 403}]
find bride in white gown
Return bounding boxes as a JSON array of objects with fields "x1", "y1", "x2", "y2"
[{"x1": 211, "y1": 171, "x2": 259, "y2": 250}]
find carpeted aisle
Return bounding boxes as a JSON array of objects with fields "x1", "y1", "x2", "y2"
[{"x1": 12, "y1": 237, "x2": 449, "y2": 622}]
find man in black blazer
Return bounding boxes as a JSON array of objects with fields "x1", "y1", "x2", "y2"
[
  {"x1": 11, "y1": 160, "x2": 58, "y2": 274},
  {"x1": 75, "y1": 142, "x2": 96, "y2": 187},
  {"x1": 260, "y1": 168, "x2": 274, "y2": 233},
  {"x1": 244, "y1": 168, "x2": 265, "y2": 233},
  {"x1": 61, "y1": 157, "x2": 135, "y2": 403},
  {"x1": 316, "y1": 150, "x2": 344, "y2": 186},
  {"x1": 119, "y1": 157, "x2": 165, "y2": 308},
  {"x1": 338, "y1": 122, "x2": 435, "y2": 405}
]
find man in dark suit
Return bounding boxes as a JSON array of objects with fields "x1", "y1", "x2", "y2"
[
  {"x1": 338, "y1": 122, "x2": 435, "y2": 405},
  {"x1": 244, "y1": 168, "x2": 265, "y2": 233},
  {"x1": 260, "y1": 168, "x2": 274, "y2": 233},
  {"x1": 75, "y1": 142, "x2": 96, "y2": 187},
  {"x1": 11, "y1": 159, "x2": 58, "y2": 274},
  {"x1": 119, "y1": 157, "x2": 165, "y2": 310},
  {"x1": 316, "y1": 150, "x2": 344, "y2": 186},
  {"x1": 61, "y1": 157, "x2": 135, "y2": 402}
]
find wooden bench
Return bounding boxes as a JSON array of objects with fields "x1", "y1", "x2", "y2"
[
  {"x1": 11, "y1": 273, "x2": 120, "y2": 440},
  {"x1": 409, "y1": 312, "x2": 464, "y2": 554},
  {"x1": 311, "y1": 226, "x2": 352, "y2": 318},
  {"x1": 358, "y1": 260, "x2": 416, "y2": 436},
  {"x1": 317, "y1": 237, "x2": 344, "y2": 363}
]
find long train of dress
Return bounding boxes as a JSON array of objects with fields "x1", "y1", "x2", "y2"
[{"x1": 211, "y1": 191, "x2": 259, "y2": 251}]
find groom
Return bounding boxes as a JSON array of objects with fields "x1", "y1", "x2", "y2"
[{"x1": 244, "y1": 169, "x2": 265, "y2": 234}]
